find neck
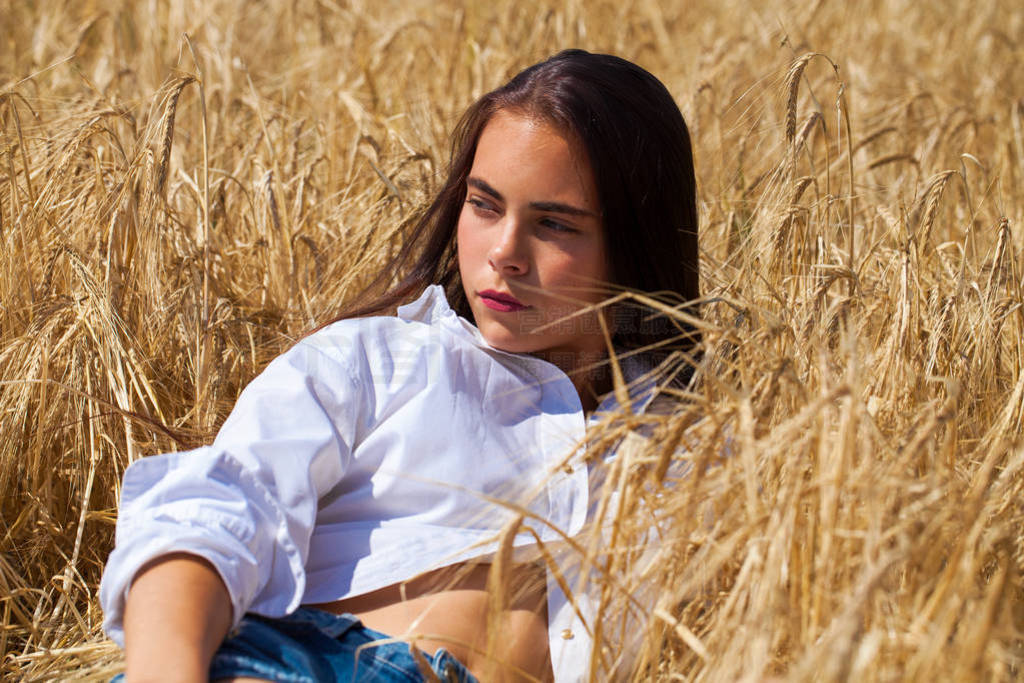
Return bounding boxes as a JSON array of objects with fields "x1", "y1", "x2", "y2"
[{"x1": 534, "y1": 349, "x2": 611, "y2": 414}]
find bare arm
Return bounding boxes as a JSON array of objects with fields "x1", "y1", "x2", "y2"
[{"x1": 122, "y1": 553, "x2": 233, "y2": 683}]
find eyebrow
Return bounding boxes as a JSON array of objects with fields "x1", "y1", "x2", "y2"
[{"x1": 467, "y1": 177, "x2": 599, "y2": 218}]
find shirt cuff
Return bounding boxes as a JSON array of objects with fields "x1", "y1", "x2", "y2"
[{"x1": 99, "y1": 448, "x2": 307, "y2": 646}]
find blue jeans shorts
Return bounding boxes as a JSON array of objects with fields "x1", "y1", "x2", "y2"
[{"x1": 113, "y1": 607, "x2": 478, "y2": 682}]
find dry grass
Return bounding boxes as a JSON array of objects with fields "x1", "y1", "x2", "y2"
[{"x1": 2, "y1": 0, "x2": 1023, "y2": 680}]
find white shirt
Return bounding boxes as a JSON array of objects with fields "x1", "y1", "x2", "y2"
[{"x1": 100, "y1": 285, "x2": 660, "y2": 682}]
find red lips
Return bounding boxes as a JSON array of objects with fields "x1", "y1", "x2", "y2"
[{"x1": 478, "y1": 289, "x2": 529, "y2": 312}]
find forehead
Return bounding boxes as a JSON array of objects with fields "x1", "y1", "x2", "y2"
[{"x1": 471, "y1": 110, "x2": 598, "y2": 208}]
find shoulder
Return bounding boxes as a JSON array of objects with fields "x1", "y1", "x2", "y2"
[
  {"x1": 299, "y1": 313, "x2": 452, "y2": 366},
  {"x1": 283, "y1": 286, "x2": 546, "y2": 397},
  {"x1": 290, "y1": 310, "x2": 477, "y2": 398},
  {"x1": 299, "y1": 286, "x2": 491, "y2": 371},
  {"x1": 297, "y1": 286, "x2": 462, "y2": 364}
]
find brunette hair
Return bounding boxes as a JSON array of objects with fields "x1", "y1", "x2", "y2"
[{"x1": 337, "y1": 49, "x2": 700, "y2": 359}]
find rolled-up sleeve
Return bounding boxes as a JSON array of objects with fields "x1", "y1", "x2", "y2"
[{"x1": 100, "y1": 338, "x2": 361, "y2": 646}]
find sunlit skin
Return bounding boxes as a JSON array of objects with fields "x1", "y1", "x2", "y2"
[{"x1": 457, "y1": 110, "x2": 611, "y2": 404}]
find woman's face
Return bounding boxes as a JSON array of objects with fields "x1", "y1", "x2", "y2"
[{"x1": 457, "y1": 110, "x2": 610, "y2": 369}]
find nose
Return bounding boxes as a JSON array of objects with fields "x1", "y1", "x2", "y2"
[{"x1": 488, "y1": 217, "x2": 529, "y2": 276}]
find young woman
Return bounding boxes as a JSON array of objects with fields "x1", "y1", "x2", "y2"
[{"x1": 100, "y1": 49, "x2": 700, "y2": 683}]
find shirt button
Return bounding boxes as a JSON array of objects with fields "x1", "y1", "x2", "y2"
[
  {"x1": 561, "y1": 629, "x2": 574, "y2": 640},
  {"x1": 562, "y1": 464, "x2": 574, "y2": 474}
]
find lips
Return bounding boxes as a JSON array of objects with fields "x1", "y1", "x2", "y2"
[{"x1": 478, "y1": 289, "x2": 529, "y2": 312}]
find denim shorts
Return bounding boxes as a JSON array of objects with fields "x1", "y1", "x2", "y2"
[{"x1": 112, "y1": 607, "x2": 479, "y2": 682}]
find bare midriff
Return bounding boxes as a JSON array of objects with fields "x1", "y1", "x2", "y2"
[{"x1": 309, "y1": 562, "x2": 553, "y2": 682}]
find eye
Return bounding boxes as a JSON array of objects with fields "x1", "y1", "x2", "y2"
[
  {"x1": 466, "y1": 196, "x2": 499, "y2": 216},
  {"x1": 539, "y1": 217, "x2": 579, "y2": 234}
]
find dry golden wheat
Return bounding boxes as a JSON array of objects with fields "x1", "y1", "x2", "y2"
[{"x1": 1, "y1": 0, "x2": 1023, "y2": 681}]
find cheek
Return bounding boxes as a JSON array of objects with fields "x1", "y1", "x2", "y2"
[
  {"x1": 544, "y1": 247, "x2": 609, "y2": 287},
  {"x1": 455, "y1": 212, "x2": 471, "y2": 265},
  {"x1": 456, "y1": 229, "x2": 491, "y2": 286},
  {"x1": 587, "y1": 243, "x2": 611, "y2": 286},
  {"x1": 456, "y1": 214, "x2": 486, "y2": 273}
]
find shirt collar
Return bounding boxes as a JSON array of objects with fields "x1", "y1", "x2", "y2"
[
  {"x1": 395, "y1": 284, "x2": 458, "y2": 325},
  {"x1": 397, "y1": 285, "x2": 663, "y2": 413}
]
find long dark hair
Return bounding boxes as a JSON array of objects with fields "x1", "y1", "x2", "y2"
[{"x1": 336, "y1": 49, "x2": 700, "y2": 360}]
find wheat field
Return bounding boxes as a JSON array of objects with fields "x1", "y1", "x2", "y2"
[{"x1": 2, "y1": 0, "x2": 1023, "y2": 680}]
